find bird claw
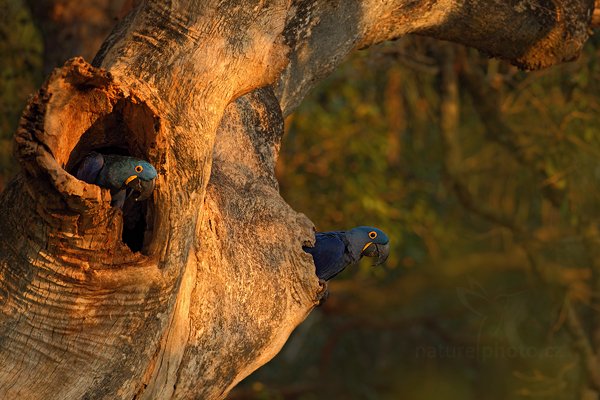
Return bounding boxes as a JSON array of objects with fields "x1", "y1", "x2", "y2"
[{"x1": 316, "y1": 278, "x2": 329, "y2": 306}]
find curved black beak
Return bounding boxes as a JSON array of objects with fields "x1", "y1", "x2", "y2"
[
  {"x1": 361, "y1": 242, "x2": 390, "y2": 266},
  {"x1": 126, "y1": 177, "x2": 156, "y2": 201}
]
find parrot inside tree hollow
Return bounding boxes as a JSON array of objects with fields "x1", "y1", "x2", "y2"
[
  {"x1": 76, "y1": 152, "x2": 157, "y2": 208},
  {"x1": 303, "y1": 226, "x2": 390, "y2": 281}
]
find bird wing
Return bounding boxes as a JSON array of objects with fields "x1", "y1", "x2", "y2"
[
  {"x1": 76, "y1": 152, "x2": 104, "y2": 184},
  {"x1": 303, "y1": 232, "x2": 348, "y2": 281},
  {"x1": 110, "y1": 189, "x2": 127, "y2": 208}
]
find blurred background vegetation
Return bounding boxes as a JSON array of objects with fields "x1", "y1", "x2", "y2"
[
  {"x1": 0, "y1": 0, "x2": 43, "y2": 188},
  {"x1": 3, "y1": 1, "x2": 600, "y2": 399}
]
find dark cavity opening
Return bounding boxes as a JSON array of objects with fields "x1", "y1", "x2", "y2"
[
  {"x1": 121, "y1": 200, "x2": 148, "y2": 253},
  {"x1": 66, "y1": 98, "x2": 161, "y2": 255}
]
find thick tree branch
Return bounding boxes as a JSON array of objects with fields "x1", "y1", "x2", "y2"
[
  {"x1": 276, "y1": 0, "x2": 595, "y2": 115},
  {"x1": 0, "y1": 1, "x2": 597, "y2": 399}
]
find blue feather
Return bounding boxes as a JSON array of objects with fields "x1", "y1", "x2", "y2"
[
  {"x1": 304, "y1": 233, "x2": 350, "y2": 281},
  {"x1": 76, "y1": 152, "x2": 157, "y2": 208},
  {"x1": 304, "y1": 226, "x2": 390, "y2": 281},
  {"x1": 76, "y1": 152, "x2": 104, "y2": 184}
]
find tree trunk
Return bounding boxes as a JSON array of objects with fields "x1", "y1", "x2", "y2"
[{"x1": 0, "y1": 1, "x2": 595, "y2": 399}]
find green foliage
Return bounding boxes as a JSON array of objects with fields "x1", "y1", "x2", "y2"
[
  {"x1": 235, "y1": 38, "x2": 600, "y2": 399},
  {"x1": 0, "y1": 0, "x2": 43, "y2": 187}
]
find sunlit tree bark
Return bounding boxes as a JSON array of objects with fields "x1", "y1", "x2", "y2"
[{"x1": 0, "y1": 0, "x2": 596, "y2": 399}]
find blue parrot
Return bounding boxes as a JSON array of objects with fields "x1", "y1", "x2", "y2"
[
  {"x1": 304, "y1": 226, "x2": 390, "y2": 281},
  {"x1": 76, "y1": 152, "x2": 157, "y2": 208}
]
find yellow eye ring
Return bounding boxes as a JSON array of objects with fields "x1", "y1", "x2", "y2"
[
  {"x1": 369, "y1": 231, "x2": 377, "y2": 239},
  {"x1": 135, "y1": 165, "x2": 144, "y2": 173}
]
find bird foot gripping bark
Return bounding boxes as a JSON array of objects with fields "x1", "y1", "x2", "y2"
[{"x1": 316, "y1": 278, "x2": 329, "y2": 306}]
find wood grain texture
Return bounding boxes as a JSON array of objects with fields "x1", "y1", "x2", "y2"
[{"x1": 0, "y1": 0, "x2": 596, "y2": 399}]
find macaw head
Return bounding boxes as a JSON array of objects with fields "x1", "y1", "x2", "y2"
[
  {"x1": 104, "y1": 156, "x2": 157, "y2": 201},
  {"x1": 349, "y1": 226, "x2": 390, "y2": 265},
  {"x1": 121, "y1": 158, "x2": 157, "y2": 201}
]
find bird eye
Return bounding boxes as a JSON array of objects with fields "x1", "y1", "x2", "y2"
[
  {"x1": 135, "y1": 165, "x2": 143, "y2": 173},
  {"x1": 369, "y1": 231, "x2": 377, "y2": 239}
]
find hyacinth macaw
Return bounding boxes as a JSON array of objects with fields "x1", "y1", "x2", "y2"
[
  {"x1": 304, "y1": 226, "x2": 390, "y2": 281},
  {"x1": 76, "y1": 152, "x2": 157, "y2": 208}
]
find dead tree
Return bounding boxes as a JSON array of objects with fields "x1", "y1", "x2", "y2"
[{"x1": 0, "y1": 1, "x2": 597, "y2": 399}]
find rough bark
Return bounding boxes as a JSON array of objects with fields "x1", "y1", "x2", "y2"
[{"x1": 0, "y1": 1, "x2": 596, "y2": 399}]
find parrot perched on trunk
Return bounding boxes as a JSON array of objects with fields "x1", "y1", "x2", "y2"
[
  {"x1": 303, "y1": 226, "x2": 390, "y2": 281},
  {"x1": 76, "y1": 152, "x2": 157, "y2": 208}
]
